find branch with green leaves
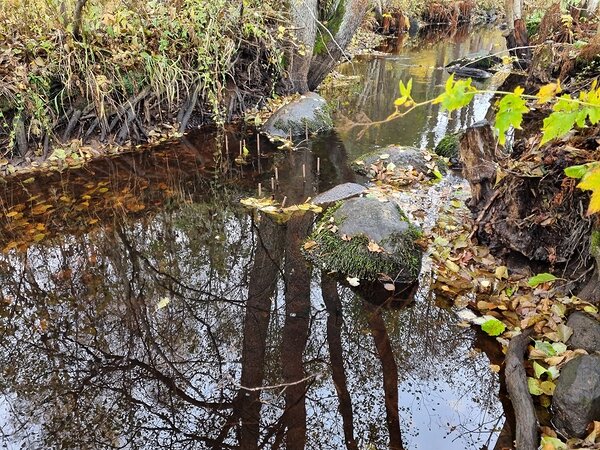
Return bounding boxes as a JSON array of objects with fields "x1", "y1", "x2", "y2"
[{"x1": 389, "y1": 75, "x2": 600, "y2": 214}]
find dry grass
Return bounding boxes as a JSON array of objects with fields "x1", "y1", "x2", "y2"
[{"x1": 0, "y1": 0, "x2": 285, "y2": 155}]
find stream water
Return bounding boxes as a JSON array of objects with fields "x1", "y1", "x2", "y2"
[{"x1": 0, "y1": 27, "x2": 509, "y2": 449}]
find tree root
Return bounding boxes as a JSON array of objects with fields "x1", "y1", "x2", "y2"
[{"x1": 505, "y1": 328, "x2": 538, "y2": 450}]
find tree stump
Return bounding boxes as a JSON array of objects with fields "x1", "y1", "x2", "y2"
[{"x1": 459, "y1": 121, "x2": 498, "y2": 207}]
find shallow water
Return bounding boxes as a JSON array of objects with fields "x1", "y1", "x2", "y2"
[{"x1": 0, "y1": 27, "x2": 508, "y2": 450}]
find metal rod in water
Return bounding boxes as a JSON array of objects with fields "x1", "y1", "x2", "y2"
[
  {"x1": 239, "y1": 140, "x2": 242, "y2": 156},
  {"x1": 258, "y1": 183, "x2": 262, "y2": 197},
  {"x1": 275, "y1": 167, "x2": 279, "y2": 182},
  {"x1": 317, "y1": 157, "x2": 320, "y2": 174},
  {"x1": 225, "y1": 135, "x2": 229, "y2": 155},
  {"x1": 257, "y1": 135, "x2": 261, "y2": 154},
  {"x1": 302, "y1": 164, "x2": 306, "y2": 179},
  {"x1": 271, "y1": 177, "x2": 275, "y2": 191},
  {"x1": 281, "y1": 196, "x2": 287, "y2": 208},
  {"x1": 305, "y1": 123, "x2": 308, "y2": 140}
]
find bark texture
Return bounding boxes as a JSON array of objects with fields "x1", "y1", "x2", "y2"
[{"x1": 287, "y1": 0, "x2": 369, "y2": 93}]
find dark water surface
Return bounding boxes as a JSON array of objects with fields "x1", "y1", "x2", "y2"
[{"x1": 0, "y1": 27, "x2": 508, "y2": 449}]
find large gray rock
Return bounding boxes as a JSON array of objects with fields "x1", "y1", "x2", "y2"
[
  {"x1": 303, "y1": 196, "x2": 422, "y2": 281},
  {"x1": 567, "y1": 312, "x2": 600, "y2": 353},
  {"x1": 552, "y1": 354, "x2": 600, "y2": 438},
  {"x1": 312, "y1": 183, "x2": 366, "y2": 206},
  {"x1": 262, "y1": 92, "x2": 333, "y2": 138},
  {"x1": 352, "y1": 146, "x2": 442, "y2": 178}
]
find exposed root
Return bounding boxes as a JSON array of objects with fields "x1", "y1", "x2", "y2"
[{"x1": 505, "y1": 328, "x2": 538, "y2": 450}]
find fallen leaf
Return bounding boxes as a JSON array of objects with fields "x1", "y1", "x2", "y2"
[
  {"x1": 346, "y1": 276, "x2": 360, "y2": 287},
  {"x1": 155, "y1": 297, "x2": 170, "y2": 311}
]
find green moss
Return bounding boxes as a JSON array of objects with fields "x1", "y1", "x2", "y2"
[
  {"x1": 303, "y1": 202, "x2": 422, "y2": 281},
  {"x1": 434, "y1": 133, "x2": 461, "y2": 158},
  {"x1": 314, "y1": 0, "x2": 346, "y2": 56}
]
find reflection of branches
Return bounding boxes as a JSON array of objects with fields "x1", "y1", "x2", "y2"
[
  {"x1": 235, "y1": 374, "x2": 317, "y2": 392},
  {"x1": 67, "y1": 338, "x2": 231, "y2": 410}
]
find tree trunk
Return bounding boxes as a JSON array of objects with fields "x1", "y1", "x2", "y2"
[
  {"x1": 307, "y1": 0, "x2": 369, "y2": 90},
  {"x1": 288, "y1": 0, "x2": 318, "y2": 93},
  {"x1": 286, "y1": 0, "x2": 369, "y2": 93},
  {"x1": 459, "y1": 121, "x2": 498, "y2": 207},
  {"x1": 505, "y1": 0, "x2": 531, "y2": 63}
]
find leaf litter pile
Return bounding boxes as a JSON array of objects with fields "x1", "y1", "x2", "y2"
[{"x1": 427, "y1": 174, "x2": 599, "y2": 448}]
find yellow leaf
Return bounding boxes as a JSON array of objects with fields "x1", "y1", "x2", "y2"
[
  {"x1": 33, "y1": 233, "x2": 45, "y2": 242},
  {"x1": 303, "y1": 240, "x2": 317, "y2": 250},
  {"x1": 536, "y1": 82, "x2": 561, "y2": 104},
  {"x1": 578, "y1": 167, "x2": 600, "y2": 214},
  {"x1": 2, "y1": 241, "x2": 18, "y2": 253},
  {"x1": 367, "y1": 241, "x2": 383, "y2": 253},
  {"x1": 446, "y1": 260, "x2": 460, "y2": 272}
]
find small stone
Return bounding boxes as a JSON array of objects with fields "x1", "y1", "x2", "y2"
[{"x1": 312, "y1": 182, "x2": 367, "y2": 206}]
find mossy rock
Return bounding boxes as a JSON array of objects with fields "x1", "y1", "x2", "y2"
[
  {"x1": 303, "y1": 197, "x2": 422, "y2": 282},
  {"x1": 262, "y1": 92, "x2": 333, "y2": 138},
  {"x1": 434, "y1": 132, "x2": 462, "y2": 159}
]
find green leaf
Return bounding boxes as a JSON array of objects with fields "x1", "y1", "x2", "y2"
[
  {"x1": 528, "y1": 377, "x2": 543, "y2": 395},
  {"x1": 546, "y1": 366, "x2": 559, "y2": 380},
  {"x1": 533, "y1": 361, "x2": 547, "y2": 378},
  {"x1": 399, "y1": 79, "x2": 412, "y2": 98},
  {"x1": 481, "y1": 317, "x2": 506, "y2": 336},
  {"x1": 541, "y1": 95, "x2": 580, "y2": 145},
  {"x1": 533, "y1": 361, "x2": 560, "y2": 380},
  {"x1": 551, "y1": 342, "x2": 567, "y2": 355},
  {"x1": 540, "y1": 436, "x2": 567, "y2": 450},
  {"x1": 433, "y1": 75, "x2": 477, "y2": 111},
  {"x1": 564, "y1": 164, "x2": 589, "y2": 179},
  {"x1": 534, "y1": 340, "x2": 556, "y2": 356},
  {"x1": 495, "y1": 87, "x2": 530, "y2": 145},
  {"x1": 527, "y1": 272, "x2": 557, "y2": 287}
]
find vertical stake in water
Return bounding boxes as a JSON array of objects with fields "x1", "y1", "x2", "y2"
[
  {"x1": 302, "y1": 164, "x2": 306, "y2": 181},
  {"x1": 282, "y1": 196, "x2": 287, "y2": 208},
  {"x1": 305, "y1": 122, "x2": 308, "y2": 141},
  {"x1": 317, "y1": 157, "x2": 320, "y2": 175},
  {"x1": 256, "y1": 134, "x2": 261, "y2": 154},
  {"x1": 271, "y1": 177, "x2": 275, "y2": 191},
  {"x1": 258, "y1": 183, "x2": 262, "y2": 198},
  {"x1": 239, "y1": 140, "x2": 242, "y2": 156},
  {"x1": 275, "y1": 167, "x2": 279, "y2": 186},
  {"x1": 225, "y1": 134, "x2": 229, "y2": 156}
]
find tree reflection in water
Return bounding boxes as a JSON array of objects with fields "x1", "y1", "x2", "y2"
[{"x1": 0, "y1": 132, "x2": 503, "y2": 449}]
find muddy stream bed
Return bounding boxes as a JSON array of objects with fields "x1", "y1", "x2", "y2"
[{"x1": 0, "y1": 27, "x2": 511, "y2": 449}]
